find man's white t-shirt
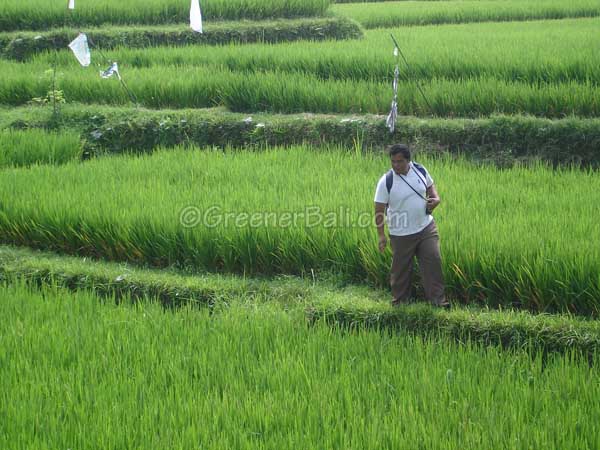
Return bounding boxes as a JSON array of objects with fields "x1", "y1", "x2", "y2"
[{"x1": 374, "y1": 162, "x2": 434, "y2": 236}]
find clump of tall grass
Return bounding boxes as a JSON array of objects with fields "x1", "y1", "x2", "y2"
[
  {"x1": 0, "y1": 146, "x2": 598, "y2": 313},
  {"x1": 0, "y1": 128, "x2": 81, "y2": 168}
]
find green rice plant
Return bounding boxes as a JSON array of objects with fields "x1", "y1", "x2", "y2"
[
  {"x1": 1, "y1": 281, "x2": 599, "y2": 449},
  {"x1": 30, "y1": 17, "x2": 600, "y2": 86},
  {"x1": 0, "y1": 0, "x2": 331, "y2": 32},
  {"x1": 331, "y1": 0, "x2": 600, "y2": 28},
  {"x1": 0, "y1": 146, "x2": 599, "y2": 313},
  {"x1": 0, "y1": 128, "x2": 81, "y2": 168},
  {"x1": 0, "y1": 61, "x2": 598, "y2": 117}
]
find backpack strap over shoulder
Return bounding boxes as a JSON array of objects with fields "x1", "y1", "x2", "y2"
[
  {"x1": 385, "y1": 169, "x2": 394, "y2": 194},
  {"x1": 412, "y1": 162, "x2": 428, "y2": 184}
]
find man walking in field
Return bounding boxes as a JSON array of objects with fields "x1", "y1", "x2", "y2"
[{"x1": 374, "y1": 143, "x2": 448, "y2": 307}]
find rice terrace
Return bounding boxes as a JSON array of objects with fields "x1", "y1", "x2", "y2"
[{"x1": 1, "y1": 0, "x2": 600, "y2": 448}]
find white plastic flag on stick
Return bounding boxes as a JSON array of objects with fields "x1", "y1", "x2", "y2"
[
  {"x1": 190, "y1": 0, "x2": 203, "y2": 33},
  {"x1": 389, "y1": 33, "x2": 432, "y2": 115},
  {"x1": 68, "y1": 33, "x2": 91, "y2": 67},
  {"x1": 386, "y1": 100, "x2": 397, "y2": 133},
  {"x1": 68, "y1": 0, "x2": 75, "y2": 10},
  {"x1": 386, "y1": 62, "x2": 399, "y2": 133},
  {"x1": 100, "y1": 62, "x2": 121, "y2": 80},
  {"x1": 99, "y1": 61, "x2": 138, "y2": 104}
]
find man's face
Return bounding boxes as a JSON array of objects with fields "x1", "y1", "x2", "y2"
[{"x1": 391, "y1": 154, "x2": 409, "y2": 175}]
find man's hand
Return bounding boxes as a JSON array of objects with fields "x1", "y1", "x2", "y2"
[
  {"x1": 426, "y1": 184, "x2": 441, "y2": 212},
  {"x1": 427, "y1": 197, "x2": 440, "y2": 212},
  {"x1": 374, "y1": 202, "x2": 387, "y2": 251},
  {"x1": 378, "y1": 235, "x2": 388, "y2": 252}
]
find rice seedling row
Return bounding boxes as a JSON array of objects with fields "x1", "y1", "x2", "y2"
[
  {"x1": 0, "y1": 0, "x2": 330, "y2": 32},
  {"x1": 331, "y1": 0, "x2": 600, "y2": 28},
  {"x1": 1, "y1": 146, "x2": 598, "y2": 313},
  {"x1": 29, "y1": 18, "x2": 600, "y2": 86},
  {"x1": 3, "y1": 18, "x2": 594, "y2": 117},
  {"x1": 1, "y1": 62, "x2": 598, "y2": 118}
]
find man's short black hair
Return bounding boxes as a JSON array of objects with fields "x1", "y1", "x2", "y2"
[{"x1": 388, "y1": 143, "x2": 411, "y2": 160}]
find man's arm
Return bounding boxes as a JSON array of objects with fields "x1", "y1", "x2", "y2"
[
  {"x1": 426, "y1": 184, "x2": 441, "y2": 211},
  {"x1": 375, "y1": 202, "x2": 388, "y2": 252}
]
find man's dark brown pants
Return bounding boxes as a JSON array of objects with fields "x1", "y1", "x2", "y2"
[{"x1": 389, "y1": 220, "x2": 446, "y2": 306}]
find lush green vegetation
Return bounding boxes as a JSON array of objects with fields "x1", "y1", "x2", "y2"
[
  {"x1": 1, "y1": 19, "x2": 594, "y2": 117},
  {"x1": 2, "y1": 244, "x2": 599, "y2": 354},
  {"x1": 0, "y1": 18, "x2": 362, "y2": 61},
  {"x1": 1, "y1": 281, "x2": 598, "y2": 449},
  {"x1": 4, "y1": 104, "x2": 600, "y2": 166},
  {"x1": 0, "y1": 128, "x2": 81, "y2": 167},
  {"x1": 1, "y1": 0, "x2": 598, "y2": 446},
  {"x1": 32, "y1": 18, "x2": 600, "y2": 86},
  {"x1": 1, "y1": 62, "x2": 598, "y2": 117},
  {"x1": 309, "y1": 294, "x2": 600, "y2": 357},
  {"x1": 331, "y1": 0, "x2": 600, "y2": 28},
  {"x1": 0, "y1": 0, "x2": 331, "y2": 31},
  {"x1": 1, "y1": 146, "x2": 598, "y2": 313},
  {"x1": 0, "y1": 244, "x2": 322, "y2": 308}
]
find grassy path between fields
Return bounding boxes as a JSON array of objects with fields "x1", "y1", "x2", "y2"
[
  {"x1": 2, "y1": 105, "x2": 600, "y2": 168},
  {"x1": 1, "y1": 244, "x2": 598, "y2": 361}
]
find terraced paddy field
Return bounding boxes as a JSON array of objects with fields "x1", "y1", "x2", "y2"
[
  {"x1": 2, "y1": 18, "x2": 599, "y2": 117},
  {"x1": 1, "y1": 0, "x2": 599, "y2": 447},
  {"x1": 1, "y1": 146, "x2": 599, "y2": 313}
]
